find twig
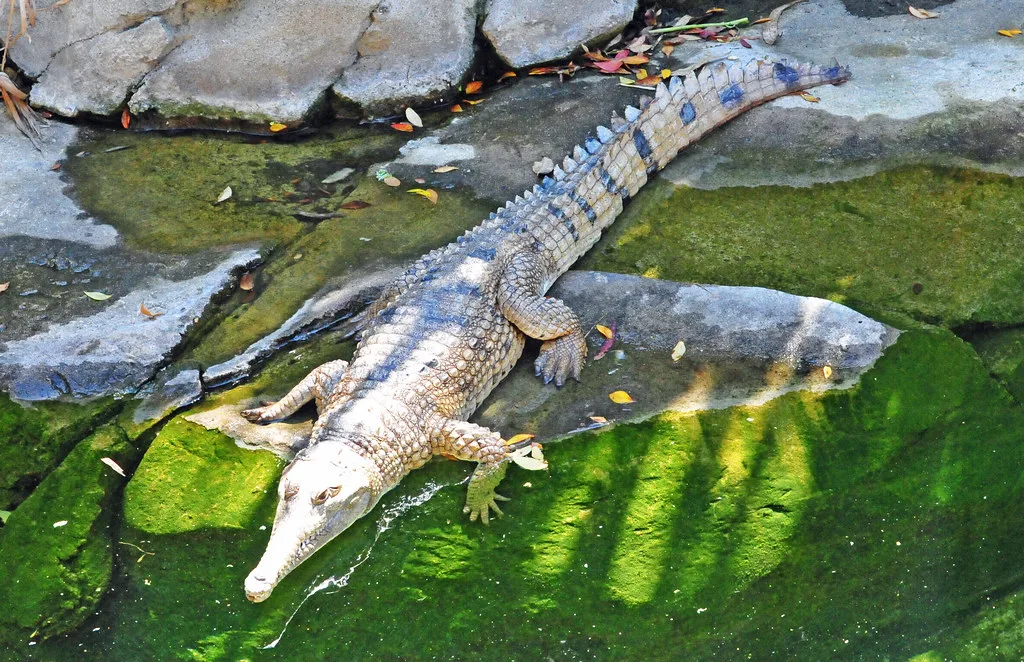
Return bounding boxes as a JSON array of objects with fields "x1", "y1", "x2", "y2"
[{"x1": 649, "y1": 18, "x2": 750, "y2": 34}]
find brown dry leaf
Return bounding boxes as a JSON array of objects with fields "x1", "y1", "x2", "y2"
[
  {"x1": 0, "y1": 72, "x2": 42, "y2": 150},
  {"x1": 433, "y1": 166, "x2": 458, "y2": 173},
  {"x1": 661, "y1": 43, "x2": 675, "y2": 57},
  {"x1": 706, "y1": 7, "x2": 725, "y2": 13},
  {"x1": 383, "y1": 176, "x2": 401, "y2": 187},
  {"x1": 450, "y1": 104, "x2": 463, "y2": 113},
  {"x1": 269, "y1": 122, "x2": 287, "y2": 132},
  {"x1": 121, "y1": 108, "x2": 131, "y2": 129},
  {"x1": 505, "y1": 433, "x2": 536, "y2": 446},
  {"x1": 0, "y1": 282, "x2": 8, "y2": 294},
  {"x1": 636, "y1": 74, "x2": 662, "y2": 85},
  {"x1": 405, "y1": 107, "x2": 423, "y2": 128},
  {"x1": 50, "y1": 162, "x2": 62, "y2": 171},
  {"x1": 609, "y1": 390, "x2": 634, "y2": 404},
  {"x1": 407, "y1": 188, "x2": 438, "y2": 204},
  {"x1": 529, "y1": 65, "x2": 562, "y2": 75},
  {"x1": 762, "y1": 0, "x2": 807, "y2": 45},
  {"x1": 622, "y1": 54, "x2": 649, "y2": 65},
  {"x1": 798, "y1": 92, "x2": 820, "y2": 102},
  {"x1": 462, "y1": 98, "x2": 485, "y2": 106},
  {"x1": 908, "y1": 5, "x2": 939, "y2": 18},
  {"x1": 595, "y1": 324, "x2": 614, "y2": 339},
  {"x1": 465, "y1": 80, "x2": 483, "y2": 94},
  {"x1": 339, "y1": 200, "x2": 371, "y2": 210},
  {"x1": 499, "y1": 71, "x2": 517, "y2": 81},
  {"x1": 139, "y1": 303, "x2": 164, "y2": 319},
  {"x1": 390, "y1": 122, "x2": 414, "y2": 132},
  {"x1": 997, "y1": 28, "x2": 1022, "y2": 37},
  {"x1": 751, "y1": 16, "x2": 773, "y2": 24},
  {"x1": 239, "y1": 272, "x2": 255, "y2": 291}
]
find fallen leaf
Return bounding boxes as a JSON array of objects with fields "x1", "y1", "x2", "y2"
[
  {"x1": 595, "y1": 324, "x2": 614, "y2": 339},
  {"x1": 594, "y1": 320, "x2": 617, "y2": 360},
  {"x1": 407, "y1": 188, "x2": 438, "y2": 204},
  {"x1": 239, "y1": 273, "x2": 255, "y2": 291},
  {"x1": 339, "y1": 200, "x2": 371, "y2": 210},
  {"x1": 139, "y1": 303, "x2": 163, "y2": 319},
  {"x1": 390, "y1": 122, "x2": 414, "y2": 132},
  {"x1": 997, "y1": 28, "x2": 1022, "y2": 37},
  {"x1": 908, "y1": 5, "x2": 939, "y2": 18},
  {"x1": 121, "y1": 107, "x2": 131, "y2": 129},
  {"x1": 321, "y1": 167, "x2": 354, "y2": 184},
  {"x1": 635, "y1": 68, "x2": 649, "y2": 80},
  {"x1": 529, "y1": 443, "x2": 545, "y2": 461},
  {"x1": 100, "y1": 457, "x2": 126, "y2": 477},
  {"x1": 622, "y1": 54, "x2": 650, "y2": 65},
  {"x1": 216, "y1": 186, "x2": 233, "y2": 204},
  {"x1": 592, "y1": 59, "x2": 626, "y2": 74},
  {"x1": 383, "y1": 176, "x2": 401, "y2": 187},
  {"x1": 671, "y1": 340, "x2": 686, "y2": 362},
  {"x1": 661, "y1": 43, "x2": 675, "y2": 56},
  {"x1": 626, "y1": 35, "x2": 651, "y2": 53},
  {"x1": 740, "y1": 37, "x2": 752, "y2": 48},
  {"x1": 499, "y1": 71, "x2": 517, "y2": 81},
  {"x1": 505, "y1": 433, "x2": 535, "y2": 446},
  {"x1": 532, "y1": 156, "x2": 555, "y2": 175},
  {"x1": 636, "y1": 74, "x2": 662, "y2": 86},
  {"x1": 823, "y1": 365, "x2": 833, "y2": 379},
  {"x1": 511, "y1": 453, "x2": 548, "y2": 471},
  {"x1": 762, "y1": 0, "x2": 807, "y2": 45},
  {"x1": 50, "y1": 162, "x2": 62, "y2": 170},
  {"x1": 462, "y1": 98, "x2": 485, "y2": 106},
  {"x1": 465, "y1": 80, "x2": 483, "y2": 94},
  {"x1": 751, "y1": 16, "x2": 772, "y2": 24},
  {"x1": 405, "y1": 107, "x2": 423, "y2": 128},
  {"x1": 706, "y1": 7, "x2": 725, "y2": 13},
  {"x1": 415, "y1": 177, "x2": 426, "y2": 184},
  {"x1": 269, "y1": 122, "x2": 287, "y2": 132},
  {"x1": 84, "y1": 291, "x2": 112, "y2": 301},
  {"x1": 589, "y1": 416, "x2": 608, "y2": 424},
  {"x1": 0, "y1": 282, "x2": 8, "y2": 294},
  {"x1": 53, "y1": 520, "x2": 68, "y2": 528},
  {"x1": 450, "y1": 104, "x2": 463, "y2": 112},
  {"x1": 433, "y1": 166, "x2": 458, "y2": 173},
  {"x1": 609, "y1": 390, "x2": 634, "y2": 404},
  {"x1": 798, "y1": 92, "x2": 820, "y2": 102},
  {"x1": 0, "y1": 510, "x2": 9, "y2": 524},
  {"x1": 660, "y1": 68, "x2": 673, "y2": 79}
]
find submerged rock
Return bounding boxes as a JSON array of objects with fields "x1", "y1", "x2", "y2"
[
  {"x1": 0, "y1": 425, "x2": 137, "y2": 643},
  {"x1": 130, "y1": 367, "x2": 203, "y2": 427}
]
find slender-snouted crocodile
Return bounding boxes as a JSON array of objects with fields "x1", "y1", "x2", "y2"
[{"x1": 241, "y1": 59, "x2": 850, "y2": 602}]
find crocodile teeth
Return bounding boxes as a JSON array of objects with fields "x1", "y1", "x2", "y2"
[
  {"x1": 655, "y1": 81, "x2": 669, "y2": 99},
  {"x1": 596, "y1": 125, "x2": 614, "y2": 143},
  {"x1": 624, "y1": 105, "x2": 641, "y2": 122},
  {"x1": 584, "y1": 136, "x2": 602, "y2": 153},
  {"x1": 573, "y1": 145, "x2": 588, "y2": 161},
  {"x1": 563, "y1": 156, "x2": 578, "y2": 171},
  {"x1": 668, "y1": 75, "x2": 682, "y2": 94},
  {"x1": 553, "y1": 165, "x2": 566, "y2": 180}
]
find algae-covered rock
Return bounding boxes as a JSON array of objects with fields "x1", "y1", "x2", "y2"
[
  {"x1": 124, "y1": 418, "x2": 282, "y2": 534},
  {"x1": 0, "y1": 394, "x2": 119, "y2": 511},
  {"x1": 968, "y1": 327, "x2": 1024, "y2": 403},
  {"x1": 0, "y1": 425, "x2": 136, "y2": 643}
]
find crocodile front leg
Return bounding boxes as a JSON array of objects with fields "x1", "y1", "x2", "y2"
[
  {"x1": 498, "y1": 252, "x2": 587, "y2": 386},
  {"x1": 435, "y1": 419, "x2": 510, "y2": 524},
  {"x1": 241, "y1": 359, "x2": 348, "y2": 423}
]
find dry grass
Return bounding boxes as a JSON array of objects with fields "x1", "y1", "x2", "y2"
[{"x1": 1, "y1": 0, "x2": 54, "y2": 148}]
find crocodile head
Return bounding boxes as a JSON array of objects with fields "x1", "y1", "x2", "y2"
[{"x1": 245, "y1": 443, "x2": 378, "y2": 602}]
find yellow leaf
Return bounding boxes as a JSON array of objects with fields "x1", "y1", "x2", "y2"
[
  {"x1": 505, "y1": 433, "x2": 536, "y2": 446},
  {"x1": 139, "y1": 303, "x2": 163, "y2": 319},
  {"x1": 799, "y1": 92, "x2": 820, "y2": 103},
  {"x1": 823, "y1": 365, "x2": 833, "y2": 379},
  {"x1": 595, "y1": 324, "x2": 614, "y2": 339},
  {"x1": 269, "y1": 122, "x2": 287, "y2": 132},
  {"x1": 635, "y1": 68, "x2": 648, "y2": 82},
  {"x1": 450, "y1": 104, "x2": 463, "y2": 112},
  {"x1": 499, "y1": 71, "x2": 517, "y2": 81},
  {"x1": 433, "y1": 166, "x2": 458, "y2": 173},
  {"x1": 619, "y1": 76, "x2": 636, "y2": 86},
  {"x1": 465, "y1": 80, "x2": 483, "y2": 94},
  {"x1": 383, "y1": 176, "x2": 401, "y2": 187},
  {"x1": 405, "y1": 107, "x2": 423, "y2": 128},
  {"x1": 660, "y1": 68, "x2": 672, "y2": 79},
  {"x1": 609, "y1": 390, "x2": 634, "y2": 404},
  {"x1": 997, "y1": 28, "x2": 1022, "y2": 37},
  {"x1": 462, "y1": 98, "x2": 485, "y2": 106},
  {"x1": 590, "y1": 416, "x2": 608, "y2": 424},
  {"x1": 671, "y1": 340, "x2": 686, "y2": 362},
  {"x1": 84, "y1": 291, "x2": 112, "y2": 301},
  {"x1": 908, "y1": 5, "x2": 939, "y2": 18},
  {"x1": 407, "y1": 188, "x2": 438, "y2": 204}
]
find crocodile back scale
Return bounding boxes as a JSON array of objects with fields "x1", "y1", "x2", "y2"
[{"x1": 239, "y1": 59, "x2": 851, "y2": 603}]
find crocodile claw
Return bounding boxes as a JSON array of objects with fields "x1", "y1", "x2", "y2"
[
  {"x1": 464, "y1": 492, "x2": 508, "y2": 524},
  {"x1": 534, "y1": 331, "x2": 587, "y2": 387},
  {"x1": 240, "y1": 405, "x2": 276, "y2": 424}
]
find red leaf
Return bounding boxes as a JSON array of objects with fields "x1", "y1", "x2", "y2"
[
  {"x1": 592, "y1": 59, "x2": 625, "y2": 74},
  {"x1": 593, "y1": 321, "x2": 616, "y2": 360},
  {"x1": 390, "y1": 122, "x2": 414, "y2": 132},
  {"x1": 740, "y1": 38, "x2": 752, "y2": 48},
  {"x1": 120, "y1": 107, "x2": 131, "y2": 129}
]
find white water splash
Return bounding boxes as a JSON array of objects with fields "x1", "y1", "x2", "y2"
[{"x1": 263, "y1": 479, "x2": 453, "y2": 649}]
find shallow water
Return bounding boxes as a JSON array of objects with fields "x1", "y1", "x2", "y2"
[{"x1": 2, "y1": 124, "x2": 1024, "y2": 661}]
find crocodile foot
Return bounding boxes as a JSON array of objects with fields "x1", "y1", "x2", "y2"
[
  {"x1": 535, "y1": 331, "x2": 586, "y2": 386},
  {"x1": 240, "y1": 403, "x2": 278, "y2": 424}
]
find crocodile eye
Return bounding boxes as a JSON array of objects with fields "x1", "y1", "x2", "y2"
[
  {"x1": 312, "y1": 486, "x2": 342, "y2": 505},
  {"x1": 283, "y1": 484, "x2": 298, "y2": 500},
  {"x1": 312, "y1": 489, "x2": 329, "y2": 505}
]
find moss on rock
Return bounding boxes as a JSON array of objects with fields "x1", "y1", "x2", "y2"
[
  {"x1": 123, "y1": 418, "x2": 282, "y2": 534},
  {"x1": 0, "y1": 425, "x2": 136, "y2": 643},
  {"x1": 581, "y1": 166, "x2": 1024, "y2": 329},
  {"x1": 968, "y1": 326, "x2": 1024, "y2": 402}
]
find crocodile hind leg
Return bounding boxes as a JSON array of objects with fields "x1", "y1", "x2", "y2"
[
  {"x1": 435, "y1": 419, "x2": 511, "y2": 524},
  {"x1": 241, "y1": 359, "x2": 348, "y2": 423},
  {"x1": 498, "y1": 252, "x2": 587, "y2": 386}
]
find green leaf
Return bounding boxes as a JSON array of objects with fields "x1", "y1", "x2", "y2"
[{"x1": 84, "y1": 291, "x2": 112, "y2": 301}]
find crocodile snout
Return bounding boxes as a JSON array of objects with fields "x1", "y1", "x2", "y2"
[{"x1": 245, "y1": 572, "x2": 274, "y2": 603}]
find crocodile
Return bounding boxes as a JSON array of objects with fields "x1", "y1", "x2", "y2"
[{"x1": 240, "y1": 58, "x2": 850, "y2": 602}]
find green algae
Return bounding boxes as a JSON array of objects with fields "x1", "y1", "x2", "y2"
[
  {"x1": 581, "y1": 166, "x2": 1024, "y2": 329},
  {"x1": 0, "y1": 394, "x2": 120, "y2": 511},
  {"x1": 967, "y1": 326, "x2": 1024, "y2": 402},
  {"x1": 20, "y1": 327, "x2": 1024, "y2": 660},
  {"x1": 0, "y1": 425, "x2": 137, "y2": 643},
  {"x1": 123, "y1": 418, "x2": 282, "y2": 535}
]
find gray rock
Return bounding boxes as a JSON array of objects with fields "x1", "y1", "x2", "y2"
[
  {"x1": 129, "y1": 0, "x2": 377, "y2": 123},
  {"x1": 30, "y1": 17, "x2": 176, "y2": 117},
  {"x1": 482, "y1": 0, "x2": 636, "y2": 68},
  {"x1": 132, "y1": 368, "x2": 202, "y2": 425},
  {"x1": 7, "y1": 0, "x2": 177, "y2": 78},
  {"x1": 332, "y1": 0, "x2": 477, "y2": 117},
  {"x1": 0, "y1": 249, "x2": 260, "y2": 400}
]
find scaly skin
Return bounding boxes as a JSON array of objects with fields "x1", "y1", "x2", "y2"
[{"x1": 241, "y1": 59, "x2": 851, "y2": 602}]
